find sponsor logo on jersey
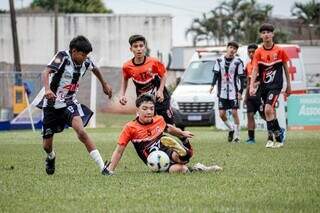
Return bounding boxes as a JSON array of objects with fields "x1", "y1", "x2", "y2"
[{"x1": 63, "y1": 83, "x2": 79, "y2": 92}]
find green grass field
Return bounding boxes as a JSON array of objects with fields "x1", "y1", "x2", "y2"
[{"x1": 0, "y1": 113, "x2": 319, "y2": 212}]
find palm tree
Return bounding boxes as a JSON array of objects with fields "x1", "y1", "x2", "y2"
[
  {"x1": 291, "y1": 0, "x2": 320, "y2": 45},
  {"x1": 186, "y1": 0, "x2": 273, "y2": 46}
]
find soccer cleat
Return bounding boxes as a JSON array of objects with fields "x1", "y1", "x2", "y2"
[
  {"x1": 101, "y1": 161, "x2": 113, "y2": 176},
  {"x1": 192, "y1": 163, "x2": 223, "y2": 172},
  {"x1": 246, "y1": 139, "x2": 256, "y2": 144},
  {"x1": 279, "y1": 128, "x2": 286, "y2": 144},
  {"x1": 272, "y1": 142, "x2": 284, "y2": 148},
  {"x1": 228, "y1": 131, "x2": 234, "y2": 142},
  {"x1": 265, "y1": 140, "x2": 274, "y2": 148},
  {"x1": 160, "y1": 136, "x2": 187, "y2": 157},
  {"x1": 232, "y1": 137, "x2": 240, "y2": 143},
  {"x1": 45, "y1": 157, "x2": 55, "y2": 175}
]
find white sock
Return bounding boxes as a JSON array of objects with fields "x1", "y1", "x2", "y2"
[
  {"x1": 224, "y1": 120, "x2": 234, "y2": 131},
  {"x1": 47, "y1": 150, "x2": 55, "y2": 160},
  {"x1": 89, "y1": 149, "x2": 105, "y2": 171},
  {"x1": 234, "y1": 124, "x2": 240, "y2": 138}
]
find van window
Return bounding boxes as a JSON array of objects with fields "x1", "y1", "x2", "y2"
[{"x1": 181, "y1": 61, "x2": 215, "y2": 85}]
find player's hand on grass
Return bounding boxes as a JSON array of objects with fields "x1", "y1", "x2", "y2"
[
  {"x1": 181, "y1": 130, "x2": 194, "y2": 139},
  {"x1": 103, "y1": 83, "x2": 112, "y2": 99},
  {"x1": 44, "y1": 89, "x2": 56, "y2": 100},
  {"x1": 119, "y1": 96, "x2": 127, "y2": 105},
  {"x1": 156, "y1": 90, "x2": 164, "y2": 103}
]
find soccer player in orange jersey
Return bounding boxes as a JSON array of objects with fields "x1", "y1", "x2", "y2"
[
  {"x1": 119, "y1": 35, "x2": 174, "y2": 124},
  {"x1": 249, "y1": 23, "x2": 291, "y2": 148},
  {"x1": 245, "y1": 44, "x2": 265, "y2": 144},
  {"x1": 102, "y1": 94, "x2": 222, "y2": 175}
]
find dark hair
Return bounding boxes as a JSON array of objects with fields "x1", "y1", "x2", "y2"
[
  {"x1": 247, "y1": 43, "x2": 258, "y2": 50},
  {"x1": 135, "y1": 94, "x2": 156, "y2": 107},
  {"x1": 129, "y1": 34, "x2": 146, "y2": 46},
  {"x1": 227, "y1": 41, "x2": 239, "y2": 49},
  {"x1": 69, "y1": 35, "x2": 92, "y2": 53},
  {"x1": 259, "y1": 23, "x2": 274, "y2": 32}
]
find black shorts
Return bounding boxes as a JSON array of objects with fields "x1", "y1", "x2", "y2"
[
  {"x1": 155, "y1": 98, "x2": 174, "y2": 124},
  {"x1": 218, "y1": 98, "x2": 239, "y2": 110},
  {"x1": 261, "y1": 89, "x2": 281, "y2": 108},
  {"x1": 42, "y1": 103, "x2": 93, "y2": 139},
  {"x1": 245, "y1": 96, "x2": 265, "y2": 119}
]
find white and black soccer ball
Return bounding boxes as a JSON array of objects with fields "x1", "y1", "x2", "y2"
[{"x1": 147, "y1": 150, "x2": 170, "y2": 172}]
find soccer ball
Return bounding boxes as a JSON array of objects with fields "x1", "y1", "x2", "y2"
[{"x1": 147, "y1": 150, "x2": 170, "y2": 172}]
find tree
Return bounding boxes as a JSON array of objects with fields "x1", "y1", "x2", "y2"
[
  {"x1": 186, "y1": 0, "x2": 273, "y2": 46},
  {"x1": 31, "y1": 0, "x2": 112, "y2": 13},
  {"x1": 291, "y1": 0, "x2": 320, "y2": 45}
]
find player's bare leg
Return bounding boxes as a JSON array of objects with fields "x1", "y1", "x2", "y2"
[
  {"x1": 43, "y1": 136, "x2": 55, "y2": 175},
  {"x1": 169, "y1": 164, "x2": 189, "y2": 173},
  {"x1": 219, "y1": 110, "x2": 234, "y2": 142},
  {"x1": 71, "y1": 116, "x2": 105, "y2": 172},
  {"x1": 231, "y1": 109, "x2": 240, "y2": 143}
]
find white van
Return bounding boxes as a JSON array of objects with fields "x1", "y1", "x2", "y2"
[
  {"x1": 170, "y1": 48, "x2": 223, "y2": 129},
  {"x1": 170, "y1": 45, "x2": 307, "y2": 129}
]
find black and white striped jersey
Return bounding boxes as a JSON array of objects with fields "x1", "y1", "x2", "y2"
[
  {"x1": 42, "y1": 50, "x2": 96, "y2": 109},
  {"x1": 212, "y1": 56, "x2": 244, "y2": 100}
]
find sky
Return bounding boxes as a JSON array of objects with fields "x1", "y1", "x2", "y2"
[{"x1": 0, "y1": 0, "x2": 313, "y2": 46}]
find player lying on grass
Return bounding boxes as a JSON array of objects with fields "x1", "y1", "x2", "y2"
[
  {"x1": 38, "y1": 35, "x2": 112, "y2": 175},
  {"x1": 102, "y1": 94, "x2": 222, "y2": 175}
]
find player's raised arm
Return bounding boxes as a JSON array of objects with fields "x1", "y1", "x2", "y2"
[{"x1": 92, "y1": 67, "x2": 112, "y2": 99}]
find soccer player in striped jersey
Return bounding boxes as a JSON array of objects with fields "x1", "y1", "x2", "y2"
[
  {"x1": 39, "y1": 35, "x2": 112, "y2": 175},
  {"x1": 249, "y1": 23, "x2": 292, "y2": 148},
  {"x1": 210, "y1": 41, "x2": 245, "y2": 143}
]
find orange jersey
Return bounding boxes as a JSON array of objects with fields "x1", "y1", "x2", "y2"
[
  {"x1": 118, "y1": 115, "x2": 167, "y2": 163},
  {"x1": 252, "y1": 44, "x2": 289, "y2": 90},
  {"x1": 245, "y1": 60, "x2": 254, "y2": 78},
  {"x1": 122, "y1": 56, "x2": 169, "y2": 98}
]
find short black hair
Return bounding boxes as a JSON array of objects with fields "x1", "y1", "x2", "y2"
[
  {"x1": 227, "y1": 41, "x2": 239, "y2": 49},
  {"x1": 259, "y1": 23, "x2": 274, "y2": 32},
  {"x1": 136, "y1": 94, "x2": 156, "y2": 107},
  {"x1": 69, "y1": 35, "x2": 92, "y2": 53},
  {"x1": 247, "y1": 43, "x2": 258, "y2": 50},
  {"x1": 129, "y1": 34, "x2": 146, "y2": 46}
]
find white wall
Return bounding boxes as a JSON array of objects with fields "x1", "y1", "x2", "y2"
[{"x1": 0, "y1": 14, "x2": 172, "y2": 67}]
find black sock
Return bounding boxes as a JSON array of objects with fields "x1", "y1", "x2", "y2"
[
  {"x1": 268, "y1": 131, "x2": 273, "y2": 141},
  {"x1": 272, "y1": 119, "x2": 281, "y2": 142},
  {"x1": 248, "y1": 130, "x2": 255, "y2": 140},
  {"x1": 267, "y1": 120, "x2": 274, "y2": 132},
  {"x1": 273, "y1": 119, "x2": 281, "y2": 131}
]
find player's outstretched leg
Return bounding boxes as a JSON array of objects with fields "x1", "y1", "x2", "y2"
[
  {"x1": 72, "y1": 116, "x2": 105, "y2": 173},
  {"x1": 160, "y1": 136, "x2": 187, "y2": 157},
  {"x1": 192, "y1": 163, "x2": 223, "y2": 172}
]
